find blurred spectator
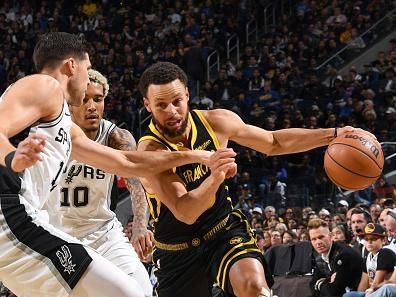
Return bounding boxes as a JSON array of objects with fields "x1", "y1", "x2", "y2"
[
  {"x1": 333, "y1": 214, "x2": 345, "y2": 225},
  {"x1": 336, "y1": 200, "x2": 349, "y2": 215},
  {"x1": 379, "y1": 208, "x2": 391, "y2": 227},
  {"x1": 373, "y1": 176, "x2": 396, "y2": 200},
  {"x1": 282, "y1": 230, "x2": 298, "y2": 244},
  {"x1": 234, "y1": 184, "x2": 253, "y2": 218},
  {"x1": 350, "y1": 208, "x2": 372, "y2": 258},
  {"x1": 257, "y1": 231, "x2": 272, "y2": 254},
  {"x1": 331, "y1": 223, "x2": 352, "y2": 244},
  {"x1": 183, "y1": 39, "x2": 205, "y2": 99},
  {"x1": 270, "y1": 230, "x2": 282, "y2": 247},
  {"x1": 370, "y1": 203, "x2": 383, "y2": 223},
  {"x1": 298, "y1": 231, "x2": 310, "y2": 241},
  {"x1": 263, "y1": 205, "x2": 284, "y2": 229},
  {"x1": 81, "y1": 0, "x2": 98, "y2": 17},
  {"x1": 385, "y1": 211, "x2": 396, "y2": 237}
]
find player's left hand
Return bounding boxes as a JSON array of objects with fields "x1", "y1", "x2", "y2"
[
  {"x1": 131, "y1": 227, "x2": 154, "y2": 261},
  {"x1": 336, "y1": 126, "x2": 377, "y2": 140}
]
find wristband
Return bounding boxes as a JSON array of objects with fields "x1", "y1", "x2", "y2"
[
  {"x1": 5, "y1": 150, "x2": 16, "y2": 171},
  {"x1": 334, "y1": 127, "x2": 338, "y2": 138}
]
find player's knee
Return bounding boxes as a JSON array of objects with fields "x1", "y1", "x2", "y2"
[{"x1": 233, "y1": 278, "x2": 264, "y2": 297}]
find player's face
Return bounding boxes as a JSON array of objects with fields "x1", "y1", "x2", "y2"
[
  {"x1": 309, "y1": 226, "x2": 332, "y2": 254},
  {"x1": 144, "y1": 79, "x2": 189, "y2": 139},
  {"x1": 70, "y1": 82, "x2": 104, "y2": 132},
  {"x1": 68, "y1": 53, "x2": 91, "y2": 107}
]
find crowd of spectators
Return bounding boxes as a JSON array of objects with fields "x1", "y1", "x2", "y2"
[{"x1": 1, "y1": 0, "x2": 395, "y2": 211}]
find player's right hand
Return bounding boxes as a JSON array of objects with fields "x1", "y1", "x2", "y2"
[
  {"x1": 12, "y1": 134, "x2": 46, "y2": 172},
  {"x1": 131, "y1": 227, "x2": 154, "y2": 261},
  {"x1": 209, "y1": 148, "x2": 237, "y2": 180}
]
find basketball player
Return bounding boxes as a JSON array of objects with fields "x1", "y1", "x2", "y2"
[
  {"x1": 46, "y1": 69, "x2": 152, "y2": 296},
  {"x1": 0, "y1": 33, "x2": 234, "y2": 297},
  {"x1": 137, "y1": 62, "x2": 369, "y2": 297}
]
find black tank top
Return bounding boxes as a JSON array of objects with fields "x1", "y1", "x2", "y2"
[{"x1": 139, "y1": 110, "x2": 233, "y2": 242}]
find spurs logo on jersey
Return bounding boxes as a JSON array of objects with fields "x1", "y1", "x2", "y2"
[
  {"x1": 64, "y1": 164, "x2": 105, "y2": 184},
  {"x1": 48, "y1": 119, "x2": 117, "y2": 239},
  {"x1": 56, "y1": 245, "x2": 76, "y2": 274},
  {"x1": 65, "y1": 165, "x2": 82, "y2": 184}
]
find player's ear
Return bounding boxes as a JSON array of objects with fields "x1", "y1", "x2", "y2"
[
  {"x1": 64, "y1": 58, "x2": 76, "y2": 77},
  {"x1": 143, "y1": 97, "x2": 152, "y2": 112}
]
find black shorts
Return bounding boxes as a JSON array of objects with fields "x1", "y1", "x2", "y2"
[{"x1": 152, "y1": 210, "x2": 273, "y2": 297}]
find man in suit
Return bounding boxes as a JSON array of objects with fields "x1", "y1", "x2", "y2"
[{"x1": 309, "y1": 219, "x2": 364, "y2": 297}]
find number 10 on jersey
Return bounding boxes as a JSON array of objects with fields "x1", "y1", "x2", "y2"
[{"x1": 60, "y1": 186, "x2": 89, "y2": 207}]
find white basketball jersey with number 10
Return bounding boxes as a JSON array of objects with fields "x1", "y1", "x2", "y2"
[{"x1": 48, "y1": 119, "x2": 117, "y2": 239}]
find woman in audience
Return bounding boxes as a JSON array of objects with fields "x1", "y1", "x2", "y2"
[{"x1": 332, "y1": 223, "x2": 352, "y2": 245}]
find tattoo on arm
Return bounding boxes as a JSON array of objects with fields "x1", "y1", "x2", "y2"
[
  {"x1": 108, "y1": 127, "x2": 136, "y2": 151},
  {"x1": 109, "y1": 127, "x2": 149, "y2": 229},
  {"x1": 126, "y1": 178, "x2": 150, "y2": 229}
]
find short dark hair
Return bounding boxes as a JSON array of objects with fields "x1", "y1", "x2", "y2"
[
  {"x1": 351, "y1": 208, "x2": 372, "y2": 223},
  {"x1": 138, "y1": 62, "x2": 188, "y2": 98},
  {"x1": 33, "y1": 32, "x2": 88, "y2": 72}
]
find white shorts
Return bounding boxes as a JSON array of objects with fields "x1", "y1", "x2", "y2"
[
  {"x1": 84, "y1": 221, "x2": 152, "y2": 297},
  {"x1": 0, "y1": 195, "x2": 147, "y2": 297}
]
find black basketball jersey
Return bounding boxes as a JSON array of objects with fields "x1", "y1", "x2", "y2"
[{"x1": 139, "y1": 110, "x2": 233, "y2": 242}]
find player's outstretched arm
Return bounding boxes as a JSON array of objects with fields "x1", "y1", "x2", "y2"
[
  {"x1": 108, "y1": 127, "x2": 153, "y2": 259},
  {"x1": 0, "y1": 75, "x2": 64, "y2": 171},
  {"x1": 206, "y1": 109, "x2": 370, "y2": 156},
  {"x1": 71, "y1": 123, "x2": 212, "y2": 177},
  {"x1": 138, "y1": 140, "x2": 237, "y2": 225}
]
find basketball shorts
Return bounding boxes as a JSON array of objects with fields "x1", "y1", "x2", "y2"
[
  {"x1": 152, "y1": 209, "x2": 274, "y2": 297},
  {"x1": 0, "y1": 195, "x2": 92, "y2": 297},
  {"x1": 85, "y1": 220, "x2": 153, "y2": 297}
]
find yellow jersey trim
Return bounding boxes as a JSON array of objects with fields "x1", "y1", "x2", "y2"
[{"x1": 194, "y1": 110, "x2": 220, "y2": 149}]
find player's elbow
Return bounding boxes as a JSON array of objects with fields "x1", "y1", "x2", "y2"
[
  {"x1": 266, "y1": 135, "x2": 282, "y2": 156},
  {"x1": 173, "y1": 203, "x2": 198, "y2": 225}
]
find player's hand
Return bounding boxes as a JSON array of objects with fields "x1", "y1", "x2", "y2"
[
  {"x1": 210, "y1": 148, "x2": 237, "y2": 180},
  {"x1": 12, "y1": 134, "x2": 46, "y2": 172},
  {"x1": 131, "y1": 227, "x2": 154, "y2": 261},
  {"x1": 194, "y1": 149, "x2": 214, "y2": 167},
  {"x1": 336, "y1": 126, "x2": 377, "y2": 140},
  {"x1": 209, "y1": 148, "x2": 236, "y2": 169}
]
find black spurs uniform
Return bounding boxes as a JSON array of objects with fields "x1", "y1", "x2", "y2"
[{"x1": 139, "y1": 110, "x2": 273, "y2": 297}]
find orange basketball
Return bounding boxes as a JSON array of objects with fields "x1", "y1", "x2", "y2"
[{"x1": 324, "y1": 131, "x2": 384, "y2": 190}]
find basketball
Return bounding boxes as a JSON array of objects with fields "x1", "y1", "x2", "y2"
[{"x1": 324, "y1": 130, "x2": 384, "y2": 190}]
